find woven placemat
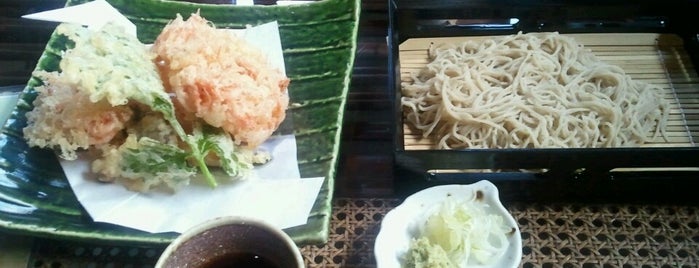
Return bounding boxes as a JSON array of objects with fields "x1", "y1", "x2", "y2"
[
  {"x1": 512, "y1": 202, "x2": 699, "y2": 268},
  {"x1": 27, "y1": 198, "x2": 699, "y2": 267},
  {"x1": 300, "y1": 198, "x2": 699, "y2": 267}
]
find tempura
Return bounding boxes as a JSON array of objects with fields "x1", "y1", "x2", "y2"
[
  {"x1": 152, "y1": 13, "x2": 290, "y2": 149},
  {"x1": 23, "y1": 13, "x2": 289, "y2": 192}
]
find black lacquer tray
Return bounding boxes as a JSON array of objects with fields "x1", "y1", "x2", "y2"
[{"x1": 389, "y1": 0, "x2": 699, "y2": 202}]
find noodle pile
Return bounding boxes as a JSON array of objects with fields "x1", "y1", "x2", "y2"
[{"x1": 401, "y1": 32, "x2": 670, "y2": 149}]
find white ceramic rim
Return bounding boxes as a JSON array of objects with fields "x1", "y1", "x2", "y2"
[{"x1": 155, "y1": 215, "x2": 304, "y2": 268}]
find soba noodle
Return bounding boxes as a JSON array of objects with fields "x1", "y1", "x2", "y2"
[{"x1": 401, "y1": 32, "x2": 670, "y2": 149}]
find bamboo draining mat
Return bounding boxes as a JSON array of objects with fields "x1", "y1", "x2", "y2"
[{"x1": 399, "y1": 33, "x2": 699, "y2": 150}]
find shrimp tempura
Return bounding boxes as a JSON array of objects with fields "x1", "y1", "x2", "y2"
[{"x1": 152, "y1": 13, "x2": 290, "y2": 148}]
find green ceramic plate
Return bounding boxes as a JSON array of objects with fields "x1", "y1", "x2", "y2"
[{"x1": 0, "y1": 0, "x2": 358, "y2": 246}]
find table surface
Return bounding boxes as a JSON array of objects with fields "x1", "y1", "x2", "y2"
[
  {"x1": 2, "y1": 0, "x2": 699, "y2": 267},
  {"x1": 4, "y1": 198, "x2": 699, "y2": 267}
]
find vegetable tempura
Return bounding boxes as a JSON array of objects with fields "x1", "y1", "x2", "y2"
[{"x1": 23, "y1": 13, "x2": 288, "y2": 192}]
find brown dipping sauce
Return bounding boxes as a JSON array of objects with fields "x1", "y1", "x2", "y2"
[{"x1": 202, "y1": 252, "x2": 280, "y2": 268}]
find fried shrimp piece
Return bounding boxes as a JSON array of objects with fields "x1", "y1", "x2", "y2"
[
  {"x1": 152, "y1": 13, "x2": 290, "y2": 148},
  {"x1": 24, "y1": 22, "x2": 163, "y2": 161},
  {"x1": 24, "y1": 74, "x2": 133, "y2": 160}
]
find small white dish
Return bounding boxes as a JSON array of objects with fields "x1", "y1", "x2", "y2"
[{"x1": 375, "y1": 180, "x2": 522, "y2": 268}]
